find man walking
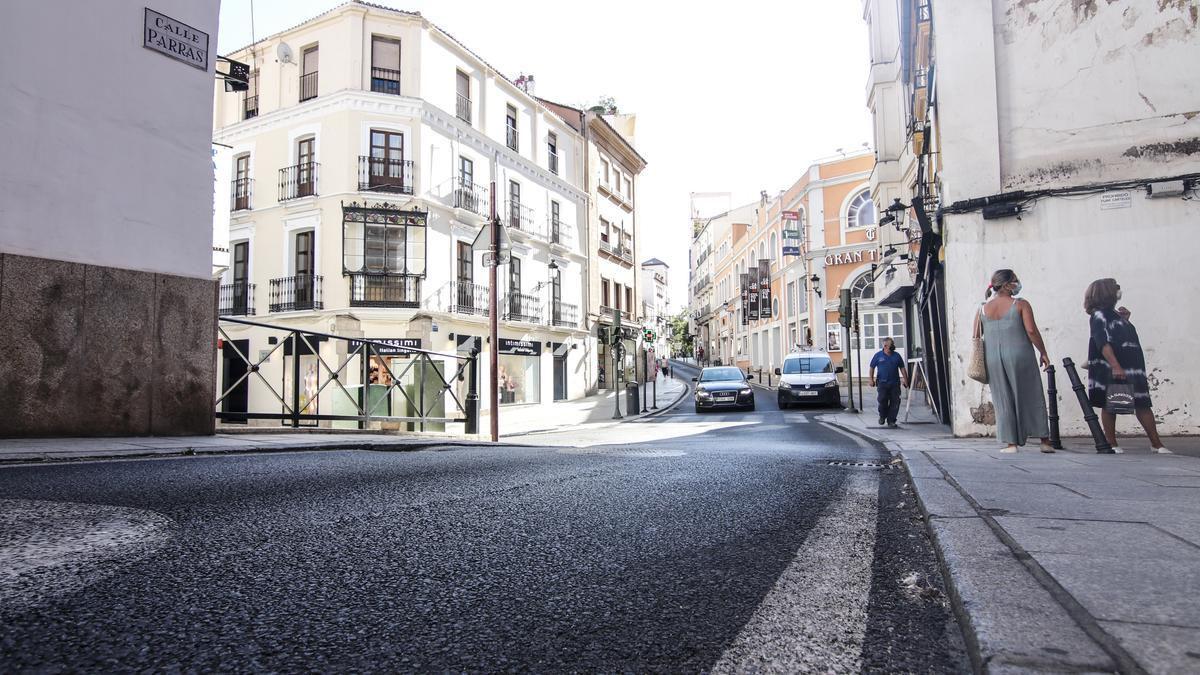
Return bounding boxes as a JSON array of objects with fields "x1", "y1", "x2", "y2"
[{"x1": 869, "y1": 337, "x2": 908, "y2": 428}]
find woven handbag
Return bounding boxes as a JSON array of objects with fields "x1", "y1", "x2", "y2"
[{"x1": 967, "y1": 306, "x2": 988, "y2": 384}]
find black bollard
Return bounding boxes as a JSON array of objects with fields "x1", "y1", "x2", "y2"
[
  {"x1": 1045, "y1": 365, "x2": 1063, "y2": 449},
  {"x1": 1061, "y1": 358, "x2": 1113, "y2": 454}
]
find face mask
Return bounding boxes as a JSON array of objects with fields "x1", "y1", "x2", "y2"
[{"x1": 1011, "y1": 282, "x2": 1023, "y2": 295}]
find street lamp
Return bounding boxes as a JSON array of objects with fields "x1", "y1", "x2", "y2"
[
  {"x1": 879, "y1": 198, "x2": 909, "y2": 230},
  {"x1": 810, "y1": 273, "x2": 822, "y2": 298}
]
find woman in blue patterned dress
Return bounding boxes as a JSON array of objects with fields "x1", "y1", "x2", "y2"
[{"x1": 1084, "y1": 278, "x2": 1172, "y2": 454}]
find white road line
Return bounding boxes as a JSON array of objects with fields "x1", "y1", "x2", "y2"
[{"x1": 712, "y1": 470, "x2": 879, "y2": 673}]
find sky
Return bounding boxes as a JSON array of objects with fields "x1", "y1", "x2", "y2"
[{"x1": 217, "y1": 0, "x2": 874, "y2": 311}]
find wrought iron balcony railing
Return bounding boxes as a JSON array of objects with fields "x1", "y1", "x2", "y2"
[
  {"x1": 599, "y1": 239, "x2": 633, "y2": 264},
  {"x1": 503, "y1": 292, "x2": 542, "y2": 324},
  {"x1": 299, "y1": 71, "x2": 318, "y2": 102},
  {"x1": 348, "y1": 273, "x2": 420, "y2": 308},
  {"x1": 243, "y1": 95, "x2": 258, "y2": 120},
  {"x1": 549, "y1": 218, "x2": 572, "y2": 246},
  {"x1": 506, "y1": 201, "x2": 536, "y2": 234},
  {"x1": 358, "y1": 156, "x2": 413, "y2": 194},
  {"x1": 449, "y1": 280, "x2": 489, "y2": 316},
  {"x1": 279, "y1": 162, "x2": 318, "y2": 201},
  {"x1": 269, "y1": 274, "x2": 323, "y2": 313},
  {"x1": 600, "y1": 305, "x2": 631, "y2": 320},
  {"x1": 456, "y1": 94, "x2": 472, "y2": 124},
  {"x1": 218, "y1": 281, "x2": 255, "y2": 316},
  {"x1": 370, "y1": 66, "x2": 400, "y2": 95},
  {"x1": 453, "y1": 179, "x2": 489, "y2": 217},
  {"x1": 550, "y1": 301, "x2": 578, "y2": 328},
  {"x1": 231, "y1": 177, "x2": 253, "y2": 211}
]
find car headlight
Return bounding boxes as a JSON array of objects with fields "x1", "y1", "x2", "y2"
[
  {"x1": 696, "y1": 390, "x2": 711, "y2": 399},
  {"x1": 740, "y1": 388, "x2": 752, "y2": 395},
  {"x1": 824, "y1": 380, "x2": 838, "y2": 388},
  {"x1": 778, "y1": 382, "x2": 792, "y2": 390}
]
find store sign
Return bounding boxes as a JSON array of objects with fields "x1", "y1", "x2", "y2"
[
  {"x1": 782, "y1": 229, "x2": 802, "y2": 239},
  {"x1": 739, "y1": 273, "x2": 750, "y2": 326},
  {"x1": 349, "y1": 338, "x2": 422, "y2": 356},
  {"x1": 748, "y1": 264, "x2": 760, "y2": 321},
  {"x1": 499, "y1": 338, "x2": 539, "y2": 356},
  {"x1": 143, "y1": 8, "x2": 210, "y2": 71},
  {"x1": 782, "y1": 210, "x2": 800, "y2": 221},
  {"x1": 758, "y1": 259, "x2": 771, "y2": 318},
  {"x1": 824, "y1": 248, "x2": 879, "y2": 266},
  {"x1": 782, "y1": 245, "x2": 801, "y2": 256}
]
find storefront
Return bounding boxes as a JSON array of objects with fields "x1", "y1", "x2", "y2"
[
  {"x1": 597, "y1": 323, "x2": 637, "y2": 389},
  {"x1": 498, "y1": 338, "x2": 541, "y2": 405}
]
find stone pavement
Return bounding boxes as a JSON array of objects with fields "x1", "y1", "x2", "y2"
[
  {"x1": 0, "y1": 375, "x2": 689, "y2": 464},
  {"x1": 822, "y1": 408, "x2": 1200, "y2": 674}
]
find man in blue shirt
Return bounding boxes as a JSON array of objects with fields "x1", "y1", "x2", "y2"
[{"x1": 869, "y1": 337, "x2": 909, "y2": 428}]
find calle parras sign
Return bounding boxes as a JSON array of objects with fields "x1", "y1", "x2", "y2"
[{"x1": 144, "y1": 8, "x2": 210, "y2": 71}]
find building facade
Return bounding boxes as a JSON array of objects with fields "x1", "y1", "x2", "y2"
[
  {"x1": 863, "y1": 0, "x2": 1200, "y2": 435},
  {"x1": 640, "y1": 258, "x2": 670, "y2": 358},
  {"x1": 0, "y1": 0, "x2": 221, "y2": 436},
  {"x1": 212, "y1": 2, "x2": 594, "y2": 427}
]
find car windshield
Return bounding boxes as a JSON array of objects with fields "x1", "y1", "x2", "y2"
[
  {"x1": 782, "y1": 357, "x2": 833, "y2": 374},
  {"x1": 700, "y1": 367, "x2": 745, "y2": 382}
]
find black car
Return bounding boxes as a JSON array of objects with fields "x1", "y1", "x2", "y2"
[{"x1": 692, "y1": 367, "x2": 756, "y2": 412}]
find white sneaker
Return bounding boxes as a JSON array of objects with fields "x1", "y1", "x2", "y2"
[
  {"x1": 1110, "y1": 446, "x2": 1124, "y2": 454},
  {"x1": 1153, "y1": 447, "x2": 1174, "y2": 454},
  {"x1": 1001, "y1": 446, "x2": 1018, "y2": 454}
]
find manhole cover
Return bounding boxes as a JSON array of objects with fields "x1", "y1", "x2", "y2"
[
  {"x1": 825, "y1": 460, "x2": 886, "y2": 469},
  {"x1": 558, "y1": 447, "x2": 686, "y2": 457}
]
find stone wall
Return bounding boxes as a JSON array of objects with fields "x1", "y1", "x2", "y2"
[{"x1": 0, "y1": 253, "x2": 216, "y2": 437}]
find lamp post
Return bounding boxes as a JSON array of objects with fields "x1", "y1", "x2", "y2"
[{"x1": 879, "y1": 198, "x2": 909, "y2": 230}]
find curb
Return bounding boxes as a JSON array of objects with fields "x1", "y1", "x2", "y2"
[{"x1": 640, "y1": 378, "x2": 691, "y2": 418}]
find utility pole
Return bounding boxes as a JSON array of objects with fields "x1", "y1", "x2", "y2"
[
  {"x1": 612, "y1": 310, "x2": 623, "y2": 419},
  {"x1": 488, "y1": 182, "x2": 500, "y2": 442}
]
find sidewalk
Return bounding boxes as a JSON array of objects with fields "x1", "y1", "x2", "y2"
[
  {"x1": 0, "y1": 375, "x2": 689, "y2": 465},
  {"x1": 822, "y1": 409, "x2": 1200, "y2": 674}
]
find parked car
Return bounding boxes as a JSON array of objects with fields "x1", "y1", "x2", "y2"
[
  {"x1": 774, "y1": 351, "x2": 843, "y2": 408},
  {"x1": 692, "y1": 366, "x2": 756, "y2": 413}
]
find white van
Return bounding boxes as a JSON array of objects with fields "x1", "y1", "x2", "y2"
[{"x1": 773, "y1": 350, "x2": 844, "y2": 409}]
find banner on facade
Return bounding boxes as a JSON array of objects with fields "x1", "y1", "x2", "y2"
[
  {"x1": 758, "y1": 259, "x2": 771, "y2": 318},
  {"x1": 782, "y1": 210, "x2": 800, "y2": 221},
  {"x1": 782, "y1": 229, "x2": 802, "y2": 239},
  {"x1": 349, "y1": 337, "x2": 422, "y2": 356},
  {"x1": 740, "y1": 273, "x2": 750, "y2": 326},
  {"x1": 782, "y1": 245, "x2": 801, "y2": 256},
  {"x1": 748, "y1": 264, "x2": 760, "y2": 321}
]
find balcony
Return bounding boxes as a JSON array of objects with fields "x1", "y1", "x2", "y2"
[
  {"x1": 506, "y1": 125, "x2": 518, "y2": 152},
  {"x1": 549, "y1": 217, "x2": 572, "y2": 247},
  {"x1": 218, "y1": 281, "x2": 255, "y2": 316},
  {"x1": 230, "y1": 178, "x2": 253, "y2": 212},
  {"x1": 449, "y1": 280, "x2": 489, "y2": 316},
  {"x1": 279, "y1": 162, "x2": 318, "y2": 201},
  {"x1": 243, "y1": 95, "x2": 258, "y2": 120},
  {"x1": 370, "y1": 66, "x2": 400, "y2": 95},
  {"x1": 599, "y1": 239, "x2": 633, "y2": 265},
  {"x1": 299, "y1": 71, "x2": 318, "y2": 102},
  {"x1": 503, "y1": 292, "x2": 542, "y2": 324},
  {"x1": 348, "y1": 273, "x2": 420, "y2": 308},
  {"x1": 358, "y1": 156, "x2": 413, "y2": 195},
  {"x1": 548, "y1": 150, "x2": 559, "y2": 175},
  {"x1": 600, "y1": 305, "x2": 631, "y2": 321},
  {"x1": 550, "y1": 301, "x2": 578, "y2": 328},
  {"x1": 506, "y1": 201, "x2": 536, "y2": 235},
  {"x1": 453, "y1": 179, "x2": 489, "y2": 219},
  {"x1": 269, "y1": 274, "x2": 323, "y2": 313},
  {"x1": 456, "y1": 93, "x2": 472, "y2": 124}
]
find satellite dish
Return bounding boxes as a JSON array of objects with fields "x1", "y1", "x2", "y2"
[{"x1": 276, "y1": 42, "x2": 294, "y2": 64}]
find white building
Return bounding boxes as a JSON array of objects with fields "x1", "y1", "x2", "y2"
[
  {"x1": 640, "y1": 258, "x2": 670, "y2": 357},
  {"x1": 0, "y1": 0, "x2": 221, "y2": 436},
  {"x1": 864, "y1": 0, "x2": 1200, "y2": 436},
  {"x1": 212, "y1": 2, "x2": 593, "y2": 427}
]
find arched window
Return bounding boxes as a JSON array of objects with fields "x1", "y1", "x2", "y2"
[
  {"x1": 847, "y1": 191, "x2": 876, "y2": 229},
  {"x1": 769, "y1": 232, "x2": 778, "y2": 261},
  {"x1": 850, "y1": 270, "x2": 875, "y2": 301}
]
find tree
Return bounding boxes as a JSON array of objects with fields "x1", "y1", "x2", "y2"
[
  {"x1": 584, "y1": 95, "x2": 619, "y2": 115},
  {"x1": 668, "y1": 311, "x2": 693, "y2": 356}
]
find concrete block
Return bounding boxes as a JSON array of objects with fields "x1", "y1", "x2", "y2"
[
  {"x1": 1101, "y1": 621, "x2": 1200, "y2": 675},
  {"x1": 911, "y1": 476, "x2": 978, "y2": 518},
  {"x1": 928, "y1": 517, "x2": 1114, "y2": 672},
  {"x1": 1037, "y1": 552, "x2": 1200, "y2": 627},
  {"x1": 996, "y1": 517, "x2": 1200, "y2": 562},
  {"x1": 79, "y1": 265, "x2": 155, "y2": 434},
  {"x1": 150, "y1": 273, "x2": 217, "y2": 436},
  {"x1": 0, "y1": 254, "x2": 88, "y2": 436}
]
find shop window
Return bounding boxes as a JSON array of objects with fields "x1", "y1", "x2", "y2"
[{"x1": 499, "y1": 354, "x2": 540, "y2": 404}]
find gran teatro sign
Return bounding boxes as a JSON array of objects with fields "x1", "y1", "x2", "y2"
[{"x1": 823, "y1": 248, "x2": 878, "y2": 267}]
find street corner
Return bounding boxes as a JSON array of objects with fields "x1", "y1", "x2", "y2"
[{"x1": 1, "y1": 499, "x2": 174, "y2": 612}]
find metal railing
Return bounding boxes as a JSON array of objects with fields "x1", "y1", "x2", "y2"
[
  {"x1": 506, "y1": 201, "x2": 536, "y2": 233},
  {"x1": 503, "y1": 292, "x2": 542, "y2": 323},
  {"x1": 216, "y1": 315, "x2": 480, "y2": 432},
  {"x1": 218, "y1": 282, "x2": 255, "y2": 316},
  {"x1": 549, "y1": 217, "x2": 572, "y2": 246},
  {"x1": 269, "y1": 274, "x2": 323, "y2": 312},
  {"x1": 231, "y1": 178, "x2": 253, "y2": 211},
  {"x1": 601, "y1": 305, "x2": 630, "y2": 320},
  {"x1": 550, "y1": 301, "x2": 578, "y2": 328},
  {"x1": 370, "y1": 66, "x2": 400, "y2": 95},
  {"x1": 506, "y1": 125, "x2": 518, "y2": 151},
  {"x1": 279, "y1": 162, "x2": 318, "y2": 201},
  {"x1": 299, "y1": 71, "x2": 318, "y2": 102},
  {"x1": 450, "y1": 280, "x2": 489, "y2": 316},
  {"x1": 348, "y1": 273, "x2": 420, "y2": 308},
  {"x1": 453, "y1": 179, "x2": 489, "y2": 217},
  {"x1": 243, "y1": 95, "x2": 258, "y2": 120},
  {"x1": 358, "y1": 156, "x2": 414, "y2": 194},
  {"x1": 599, "y1": 239, "x2": 633, "y2": 263},
  {"x1": 456, "y1": 94, "x2": 472, "y2": 123}
]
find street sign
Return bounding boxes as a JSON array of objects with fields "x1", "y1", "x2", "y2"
[
  {"x1": 782, "y1": 245, "x2": 801, "y2": 256},
  {"x1": 782, "y1": 229, "x2": 801, "y2": 239},
  {"x1": 482, "y1": 250, "x2": 511, "y2": 267},
  {"x1": 471, "y1": 221, "x2": 512, "y2": 255}
]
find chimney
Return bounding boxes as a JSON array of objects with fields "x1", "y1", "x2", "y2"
[{"x1": 515, "y1": 73, "x2": 535, "y2": 96}]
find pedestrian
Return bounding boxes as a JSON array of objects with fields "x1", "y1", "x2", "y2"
[
  {"x1": 1084, "y1": 278, "x2": 1172, "y2": 454},
  {"x1": 978, "y1": 269, "x2": 1054, "y2": 453},
  {"x1": 869, "y1": 337, "x2": 908, "y2": 428}
]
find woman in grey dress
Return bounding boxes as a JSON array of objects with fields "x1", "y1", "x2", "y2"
[{"x1": 976, "y1": 269, "x2": 1054, "y2": 453}]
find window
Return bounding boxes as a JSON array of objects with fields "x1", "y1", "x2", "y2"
[
  {"x1": 293, "y1": 231, "x2": 315, "y2": 307},
  {"x1": 550, "y1": 200, "x2": 561, "y2": 242},
  {"x1": 614, "y1": 281, "x2": 621, "y2": 311},
  {"x1": 231, "y1": 241, "x2": 250, "y2": 314},
  {"x1": 847, "y1": 190, "x2": 876, "y2": 229},
  {"x1": 366, "y1": 129, "x2": 405, "y2": 191},
  {"x1": 625, "y1": 286, "x2": 633, "y2": 314},
  {"x1": 600, "y1": 217, "x2": 610, "y2": 244},
  {"x1": 850, "y1": 271, "x2": 875, "y2": 300},
  {"x1": 456, "y1": 70, "x2": 471, "y2": 123},
  {"x1": 613, "y1": 168, "x2": 622, "y2": 190},
  {"x1": 770, "y1": 232, "x2": 778, "y2": 262},
  {"x1": 509, "y1": 256, "x2": 522, "y2": 297},
  {"x1": 370, "y1": 36, "x2": 401, "y2": 95},
  {"x1": 456, "y1": 241, "x2": 475, "y2": 310},
  {"x1": 459, "y1": 156, "x2": 473, "y2": 187},
  {"x1": 233, "y1": 154, "x2": 251, "y2": 210},
  {"x1": 860, "y1": 311, "x2": 906, "y2": 350},
  {"x1": 506, "y1": 104, "x2": 518, "y2": 151},
  {"x1": 547, "y1": 132, "x2": 558, "y2": 174},
  {"x1": 300, "y1": 45, "x2": 319, "y2": 101},
  {"x1": 243, "y1": 70, "x2": 259, "y2": 119},
  {"x1": 601, "y1": 277, "x2": 610, "y2": 307},
  {"x1": 601, "y1": 158, "x2": 610, "y2": 184},
  {"x1": 296, "y1": 137, "x2": 316, "y2": 197},
  {"x1": 787, "y1": 281, "x2": 796, "y2": 313},
  {"x1": 508, "y1": 180, "x2": 521, "y2": 228},
  {"x1": 624, "y1": 177, "x2": 632, "y2": 201},
  {"x1": 342, "y1": 206, "x2": 426, "y2": 276}
]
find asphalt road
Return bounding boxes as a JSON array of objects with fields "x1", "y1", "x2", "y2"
[{"x1": 0, "y1": 360, "x2": 967, "y2": 673}]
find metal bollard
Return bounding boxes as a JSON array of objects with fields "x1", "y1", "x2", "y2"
[
  {"x1": 465, "y1": 349, "x2": 480, "y2": 435},
  {"x1": 1045, "y1": 365, "x2": 1063, "y2": 449},
  {"x1": 1061, "y1": 358, "x2": 1113, "y2": 454}
]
